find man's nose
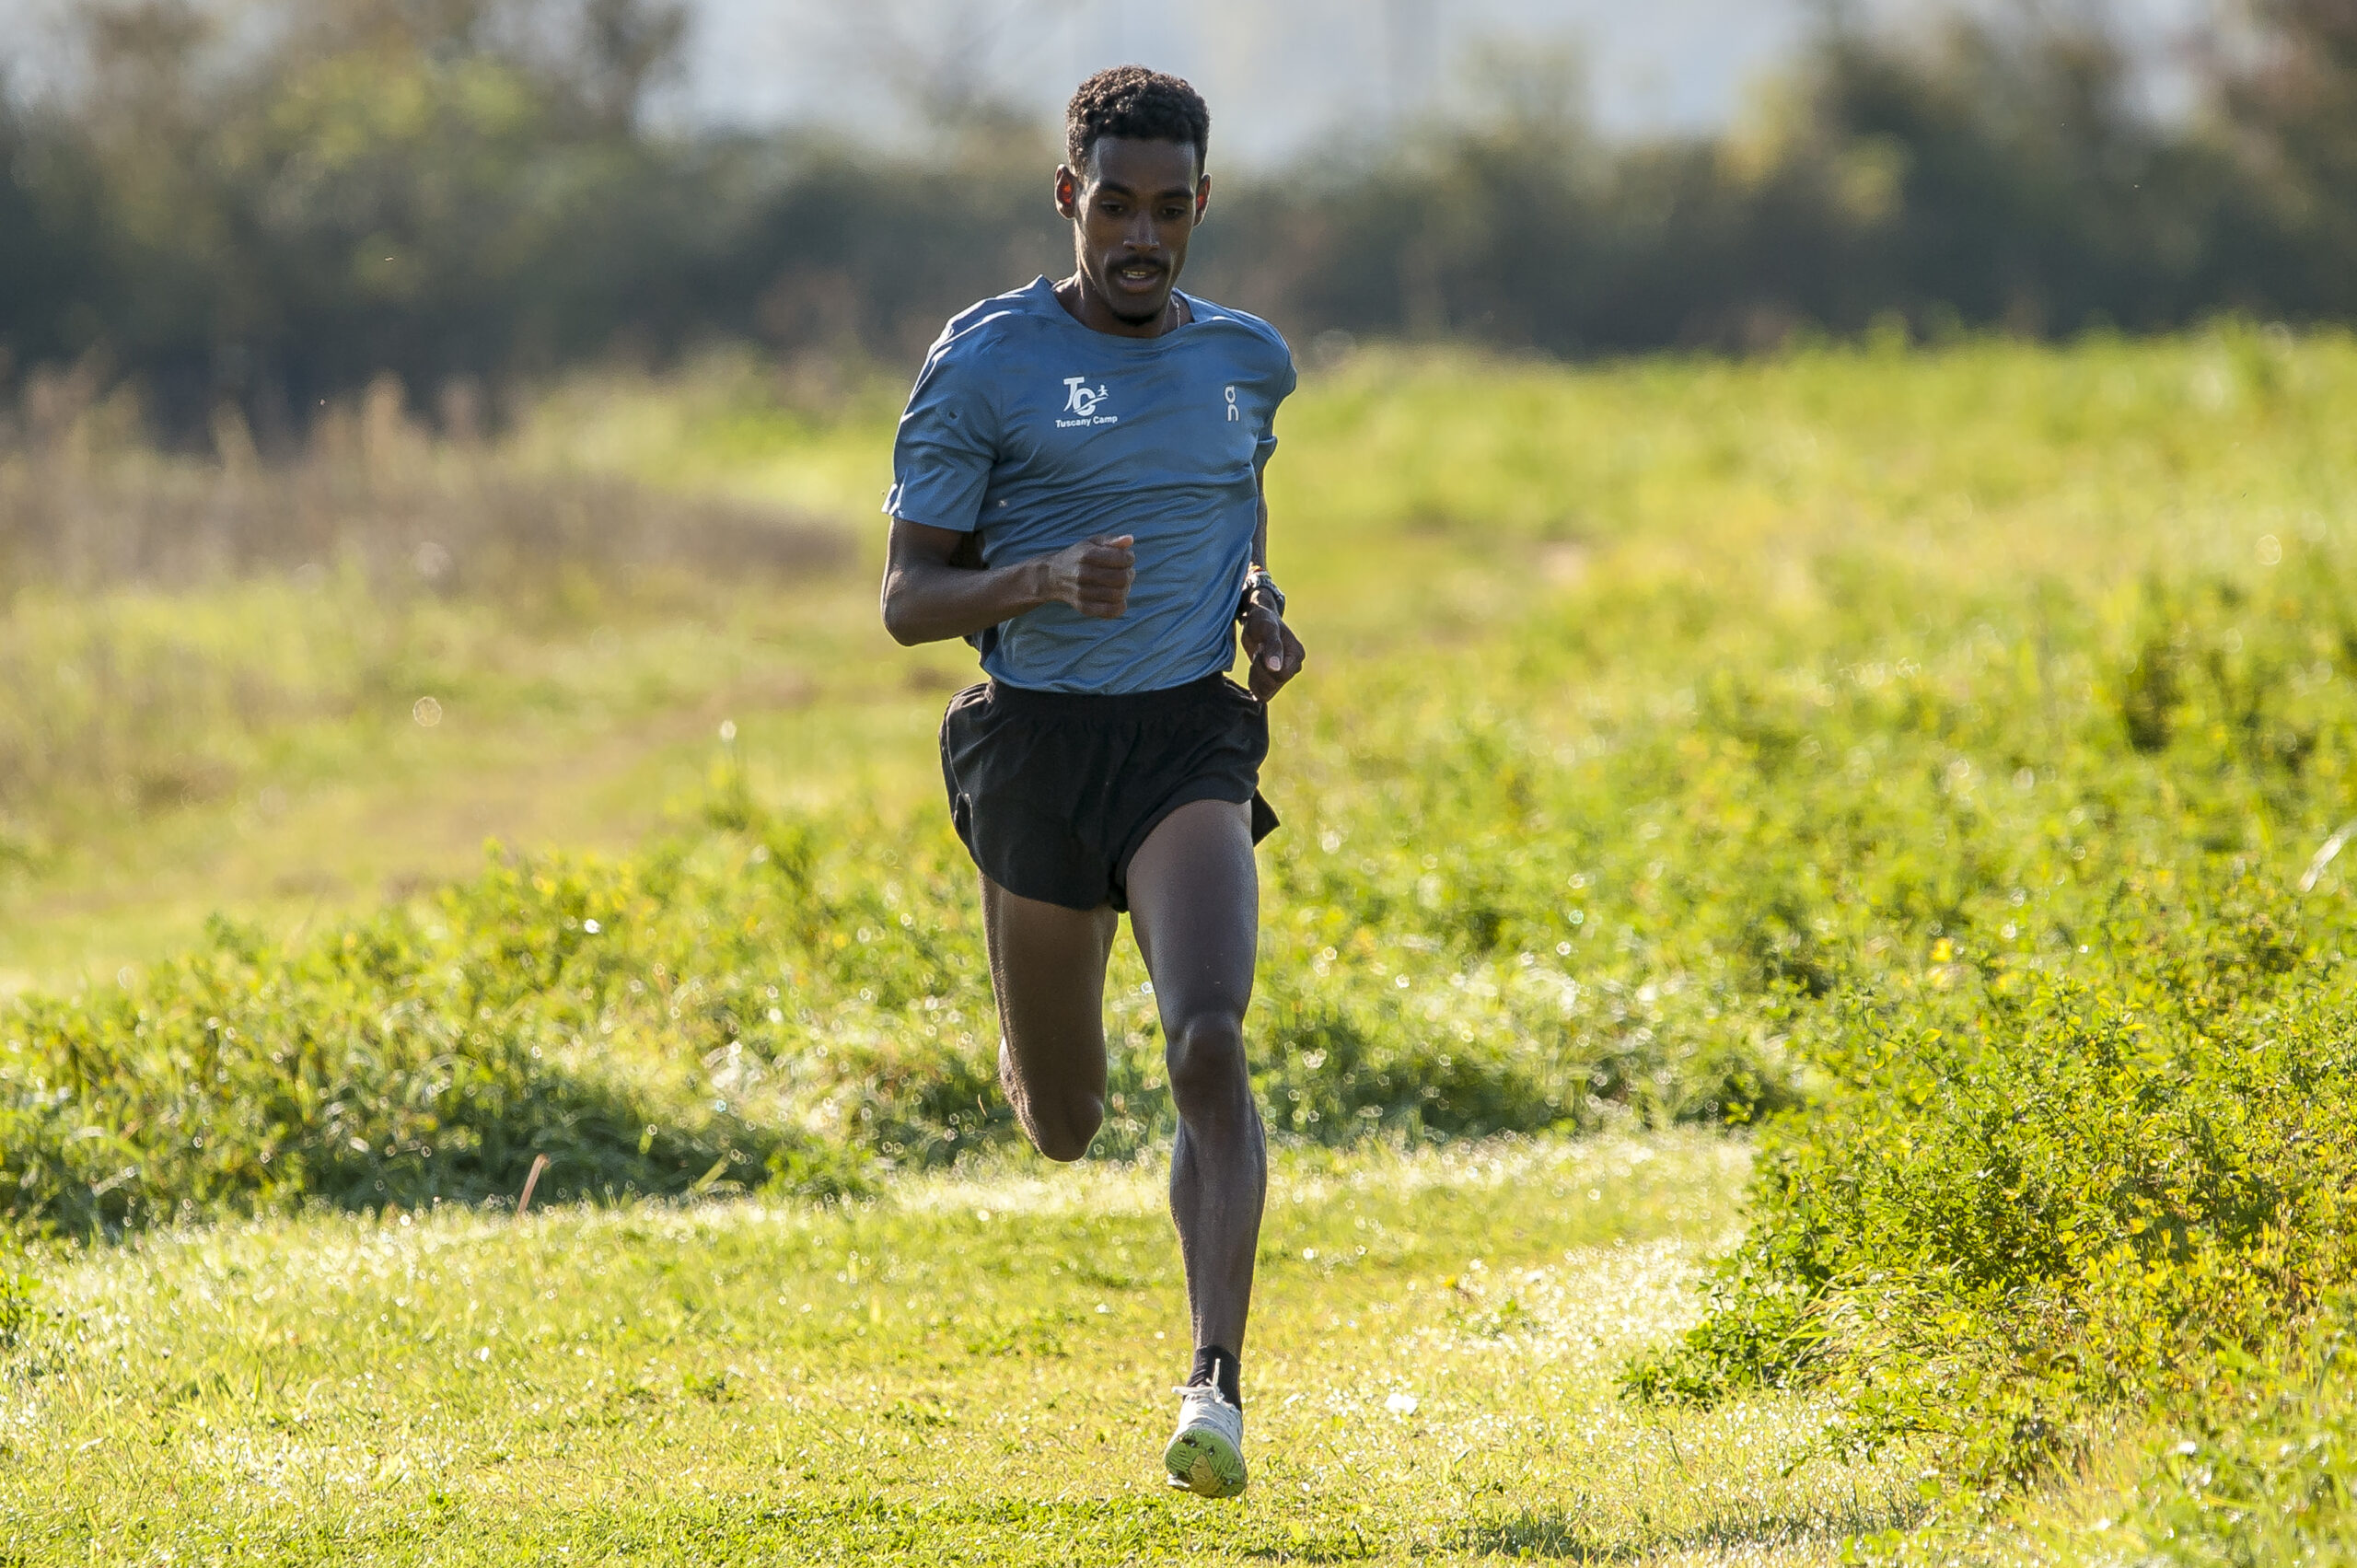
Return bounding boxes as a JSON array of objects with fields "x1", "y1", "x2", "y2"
[{"x1": 1120, "y1": 210, "x2": 1157, "y2": 250}]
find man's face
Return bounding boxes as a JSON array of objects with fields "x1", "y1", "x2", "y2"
[{"x1": 1055, "y1": 136, "x2": 1209, "y2": 327}]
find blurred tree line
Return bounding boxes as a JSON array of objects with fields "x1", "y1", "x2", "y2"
[
  {"x1": 1211, "y1": 0, "x2": 2357, "y2": 355},
  {"x1": 3, "y1": 0, "x2": 2354, "y2": 436}
]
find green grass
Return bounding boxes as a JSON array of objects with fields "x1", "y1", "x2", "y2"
[
  {"x1": 10, "y1": 328, "x2": 2342, "y2": 983},
  {"x1": 5, "y1": 325, "x2": 2357, "y2": 1561},
  {"x1": 2, "y1": 1134, "x2": 1925, "y2": 1564}
]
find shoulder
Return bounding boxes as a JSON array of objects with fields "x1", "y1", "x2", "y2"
[
  {"x1": 925, "y1": 280, "x2": 1061, "y2": 370},
  {"x1": 905, "y1": 285, "x2": 1060, "y2": 431},
  {"x1": 1181, "y1": 296, "x2": 1295, "y2": 374}
]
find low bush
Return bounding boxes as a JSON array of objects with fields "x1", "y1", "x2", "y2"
[
  {"x1": 1, "y1": 892, "x2": 875, "y2": 1238},
  {"x1": 1, "y1": 782, "x2": 1737, "y2": 1237},
  {"x1": 1622, "y1": 566, "x2": 2357, "y2": 1493},
  {"x1": 3, "y1": 629, "x2": 1892, "y2": 1238},
  {"x1": 1630, "y1": 891, "x2": 2355, "y2": 1467}
]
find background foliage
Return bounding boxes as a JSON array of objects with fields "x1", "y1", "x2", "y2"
[{"x1": 6, "y1": 0, "x2": 2357, "y2": 431}]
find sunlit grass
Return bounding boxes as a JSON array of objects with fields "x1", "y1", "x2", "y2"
[
  {"x1": 6, "y1": 327, "x2": 2356, "y2": 1559},
  {"x1": 8, "y1": 327, "x2": 2349, "y2": 988},
  {"x1": 0, "y1": 1132, "x2": 1919, "y2": 1564}
]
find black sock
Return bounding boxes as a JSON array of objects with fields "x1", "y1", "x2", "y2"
[{"x1": 1190, "y1": 1343, "x2": 1242, "y2": 1410}]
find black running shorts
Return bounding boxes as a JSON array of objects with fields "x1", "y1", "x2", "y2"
[{"x1": 938, "y1": 673, "x2": 1280, "y2": 912}]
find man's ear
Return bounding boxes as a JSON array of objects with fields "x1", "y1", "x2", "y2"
[
  {"x1": 1195, "y1": 172, "x2": 1212, "y2": 222},
  {"x1": 1054, "y1": 165, "x2": 1080, "y2": 220}
]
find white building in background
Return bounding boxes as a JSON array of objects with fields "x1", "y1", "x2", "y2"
[{"x1": 679, "y1": 0, "x2": 2222, "y2": 166}]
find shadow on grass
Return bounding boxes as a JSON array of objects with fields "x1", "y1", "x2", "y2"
[
  {"x1": 460, "y1": 1491, "x2": 1929, "y2": 1565},
  {"x1": 1452, "y1": 1493, "x2": 1927, "y2": 1562}
]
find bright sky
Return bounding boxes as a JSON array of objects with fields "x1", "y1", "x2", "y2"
[
  {"x1": 0, "y1": 0, "x2": 2222, "y2": 165},
  {"x1": 677, "y1": 0, "x2": 2222, "y2": 165}
]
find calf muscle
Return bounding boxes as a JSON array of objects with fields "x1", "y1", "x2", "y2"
[
  {"x1": 1127, "y1": 799, "x2": 1268, "y2": 1359},
  {"x1": 981, "y1": 877, "x2": 1117, "y2": 1162}
]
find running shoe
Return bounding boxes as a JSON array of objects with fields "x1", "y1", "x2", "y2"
[{"x1": 1164, "y1": 1385, "x2": 1247, "y2": 1498}]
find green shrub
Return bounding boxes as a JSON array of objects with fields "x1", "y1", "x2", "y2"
[
  {"x1": 0, "y1": 856, "x2": 891, "y2": 1238},
  {"x1": 1607, "y1": 542, "x2": 2357, "y2": 1491},
  {"x1": 1628, "y1": 883, "x2": 2357, "y2": 1482},
  {"x1": 3, "y1": 777, "x2": 1655, "y2": 1237}
]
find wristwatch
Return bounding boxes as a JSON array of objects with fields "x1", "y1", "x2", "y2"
[{"x1": 1238, "y1": 565, "x2": 1285, "y2": 621}]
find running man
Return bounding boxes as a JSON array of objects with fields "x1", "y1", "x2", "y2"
[{"x1": 878, "y1": 66, "x2": 1304, "y2": 1499}]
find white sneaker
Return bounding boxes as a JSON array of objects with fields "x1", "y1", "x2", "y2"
[{"x1": 1164, "y1": 1385, "x2": 1247, "y2": 1498}]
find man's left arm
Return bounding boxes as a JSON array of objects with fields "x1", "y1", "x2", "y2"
[{"x1": 1239, "y1": 470, "x2": 1306, "y2": 703}]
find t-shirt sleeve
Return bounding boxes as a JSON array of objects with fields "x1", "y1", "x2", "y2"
[
  {"x1": 883, "y1": 335, "x2": 999, "y2": 532},
  {"x1": 1253, "y1": 341, "x2": 1297, "y2": 472}
]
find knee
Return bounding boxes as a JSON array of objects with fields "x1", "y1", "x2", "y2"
[
  {"x1": 1165, "y1": 1011, "x2": 1248, "y2": 1110},
  {"x1": 997, "y1": 1040, "x2": 1102, "y2": 1163},
  {"x1": 1026, "y1": 1093, "x2": 1103, "y2": 1164}
]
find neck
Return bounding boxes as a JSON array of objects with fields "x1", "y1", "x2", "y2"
[{"x1": 1054, "y1": 274, "x2": 1189, "y2": 339}]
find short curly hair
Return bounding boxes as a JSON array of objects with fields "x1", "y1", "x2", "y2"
[{"x1": 1065, "y1": 65, "x2": 1210, "y2": 176}]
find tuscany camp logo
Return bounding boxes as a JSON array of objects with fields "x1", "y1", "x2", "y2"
[{"x1": 1057, "y1": 376, "x2": 1118, "y2": 429}]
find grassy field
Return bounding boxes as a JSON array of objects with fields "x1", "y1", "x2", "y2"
[
  {"x1": 4, "y1": 327, "x2": 2356, "y2": 1561},
  {"x1": 14, "y1": 327, "x2": 2333, "y2": 985},
  {"x1": 4, "y1": 1136, "x2": 1933, "y2": 1564}
]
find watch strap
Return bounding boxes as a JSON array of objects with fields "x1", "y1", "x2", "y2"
[{"x1": 1239, "y1": 566, "x2": 1285, "y2": 620}]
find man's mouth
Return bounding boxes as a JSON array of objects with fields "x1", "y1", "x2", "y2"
[{"x1": 1111, "y1": 261, "x2": 1166, "y2": 291}]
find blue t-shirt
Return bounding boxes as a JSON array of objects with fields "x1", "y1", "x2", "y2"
[{"x1": 884, "y1": 276, "x2": 1297, "y2": 694}]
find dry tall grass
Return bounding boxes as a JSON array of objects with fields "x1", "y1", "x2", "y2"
[
  {"x1": 0, "y1": 366, "x2": 844, "y2": 595},
  {"x1": 0, "y1": 366, "x2": 849, "y2": 873}
]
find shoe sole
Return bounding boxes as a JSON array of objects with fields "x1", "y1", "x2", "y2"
[{"x1": 1164, "y1": 1427, "x2": 1247, "y2": 1499}]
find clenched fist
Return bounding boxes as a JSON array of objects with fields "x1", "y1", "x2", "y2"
[
  {"x1": 1239, "y1": 594, "x2": 1305, "y2": 702},
  {"x1": 1048, "y1": 534, "x2": 1136, "y2": 620}
]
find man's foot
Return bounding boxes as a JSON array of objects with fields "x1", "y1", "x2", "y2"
[{"x1": 1164, "y1": 1386, "x2": 1247, "y2": 1498}]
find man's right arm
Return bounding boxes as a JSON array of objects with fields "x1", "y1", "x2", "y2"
[{"x1": 880, "y1": 517, "x2": 1136, "y2": 647}]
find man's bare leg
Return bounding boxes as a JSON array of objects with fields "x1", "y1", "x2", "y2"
[
  {"x1": 981, "y1": 878, "x2": 1117, "y2": 1163},
  {"x1": 1124, "y1": 798, "x2": 1266, "y2": 1364}
]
